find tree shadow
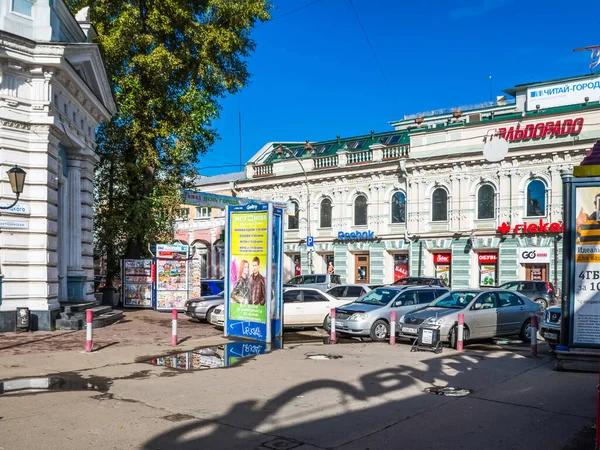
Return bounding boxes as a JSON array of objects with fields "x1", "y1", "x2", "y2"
[{"x1": 142, "y1": 351, "x2": 522, "y2": 449}]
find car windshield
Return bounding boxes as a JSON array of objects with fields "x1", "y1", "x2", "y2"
[
  {"x1": 355, "y1": 288, "x2": 401, "y2": 306},
  {"x1": 430, "y1": 291, "x2": 478, "y2": 309}
]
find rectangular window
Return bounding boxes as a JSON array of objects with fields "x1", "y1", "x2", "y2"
[
  {"x1": 12, "y1": 0, "x2": 33, "y2": 16},
  {"x1": 195, "y1": 206, "x2": 211, "y2": 219},
  {"x1": 177, "y1": 208, "x2": 189, "y2": 220}
]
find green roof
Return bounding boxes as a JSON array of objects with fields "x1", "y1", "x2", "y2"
[{"x1": 264, "y1": 130, "x2": 410, "y2": 163}]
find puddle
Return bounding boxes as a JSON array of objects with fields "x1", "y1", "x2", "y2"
[
  {"x1": 162, "y1": 413, "x2": 196, "y2": 422},
  {"x1": 143, "y1": 339, "x2": 282, "y2": 371},
  {"x1": 493, "y1": 339, "x2": 526, "y2": 345},
  {"x1": 306, "y1": 354, "x2": 343, "y2": 360},
  {"x1": 424, "y1": 386, "x2": 472, "y2": 397},
  {"x1": 0, "y1": 373, "x2": 111, "y2": 396}
]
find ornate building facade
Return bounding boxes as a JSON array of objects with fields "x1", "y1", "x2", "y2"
[
  {"x1": 0, "y1": 1, "x2": 116, "y2": 330},
  {"x1": 235, "y1": 73, "x2": 600, "y2": 296}
]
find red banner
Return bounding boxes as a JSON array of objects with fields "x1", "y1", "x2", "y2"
[
  {"x1": 433, "y1": 253, "x2": 451, "y2": 264},
  {"x1": 478, "y1": 253, "x2": 498, "y2": 264}
]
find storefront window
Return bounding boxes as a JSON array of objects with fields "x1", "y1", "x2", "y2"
[
  {"x1": 477, "y1": 184, "x2": 495, "y2": 220},
  {"x1": 288, "y1": 200, "x2": 299, "y2": 230},
  {"x1": 526, "y1": 180, "x2": 546, "y2": 217},
  {"x1": 393, "y1": 254, "x2": 408, "y2": 282},
  {"x1": 431, "y1": 188, "x2": 448, "y2": 222},
  {"x1": 478, "y1": 253, "x2": 498, "y2": 287},
  {"x1": 320, "y1": 198, "x2": 332, "y2": 228},
  {"x1": 391, "y1": 192, "x2": 406, "y2": 224},
  {"x1": 354, "y1": 195, "x2": 367, "y2": 226}
]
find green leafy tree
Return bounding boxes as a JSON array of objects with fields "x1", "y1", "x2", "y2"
[{"x1": 66, "y1": 0, "x2": 271, "y2": 287}]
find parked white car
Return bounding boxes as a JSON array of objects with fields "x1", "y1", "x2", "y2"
[
  {"x1": 209, "y1": 287, "x2": 349, "y2": 329},
  {"x1": 283, "y1": 287, "x2": 350, "y2": 328}
]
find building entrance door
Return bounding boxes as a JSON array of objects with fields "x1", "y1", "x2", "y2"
[
  {"x1": 355, "y1": 254, "x2": 370, "y2": 284},
  {"x1": 526, "y1": 264, "x2": 548, "y2": 281}
]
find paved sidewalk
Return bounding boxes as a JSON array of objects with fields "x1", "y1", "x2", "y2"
[
  {"x1": 0, "y1": 333, "x2": 596, "y2": 450},
  {"x1": 0, "y1": 309, "x2": 220, "y2": 356}
]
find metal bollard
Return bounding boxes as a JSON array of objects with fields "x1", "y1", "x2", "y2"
[
  {"x1": 85, "y1": 310, "x2": 93, "y2": 353},
  {"x1": 172, "y1": 308, "x2": 178, "y2": 346},
  {"x1": 530, "y1": 315, "x2": 538, "y2": 358},
  {"x1": 330, "y1": 308, "x2": 336, "y2": 344},
  {"x1": 390, "y1": 311, "x2": 396, "y2": 345},
  {"x1": 457, "y1": 313, "x2": 464, "y2": 352}
]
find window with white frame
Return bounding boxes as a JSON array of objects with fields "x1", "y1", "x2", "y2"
[
  {"x1": 354, "y1": 195, "x2": 368, "y2": 226},
  {"x1": 288, "y1": 200, "x2": 299, "y2": 230},
  {"x1": 320, "y1": 198, "x2": 332, "y2": 228},
  {"x1": 526, "y1": 180, "x2": 546, "y2": 217},
  {"x1": 12, "y1": 0, "x2": 33, "y2": 16},
  {"x1": 195, "y1": 206, "x2": 211, "y2": 219},
  {"x1": 477, "y1": 184, "x2": 495, "y2": 220},
  {"x1": 391, "y1": 191, "x2": 406, "y2": 224},
  {"x1": 176, "y1": 208, "x2": 189, "y2": 220}
]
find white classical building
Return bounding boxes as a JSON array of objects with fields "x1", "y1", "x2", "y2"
[
  {"x1": 0, "y1": 0, "x2": 116, "y2": 331},
  {"x1": 235, "y1": 73, "x2": 600, "y2": 300}
]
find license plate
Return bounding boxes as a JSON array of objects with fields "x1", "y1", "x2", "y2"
[
  {"x1": 544, "y1": 332, "x2": 558, "y2": 340},
  {"x1": 335, "y1": 321, "x2": 344, "y2": 328},
  {"x1": 402, "y1": 327, "x2": 417, "y2": 334}
]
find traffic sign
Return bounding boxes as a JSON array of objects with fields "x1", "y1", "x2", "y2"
[{"x1": 306, "y1": 236, "x2": 314, "y2": 247}]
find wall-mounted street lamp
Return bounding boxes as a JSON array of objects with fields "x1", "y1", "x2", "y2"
[{"x1": 0, "y1": 166, "x2": 26, "y2": 210}]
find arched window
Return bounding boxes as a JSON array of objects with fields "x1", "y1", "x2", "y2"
[
  {"x1": 527, "y1": 180, "x2": 546, "y2": 217},
  {"x1": 320, "y1": 198, "x2": 332, "y2": 228},
  {"x1": 391, "y1": 192, "x2": 406, "y2": 224},
  {"x1": 288, "y1": 200, "x2": 299, "y2": 230},
  {"x1": 477, "y1": 184, "x2": 495, "y2": 220},
  {"x1": 354, "y1": 195, "x2": 368, "y2": 226},
  {"x1": 431, "y1": 188, "x2": 448, "y2": 222}
]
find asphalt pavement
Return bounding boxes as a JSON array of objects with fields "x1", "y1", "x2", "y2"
[{"x1": 0, "y1": 324, "x2": 596, "y2": 450}]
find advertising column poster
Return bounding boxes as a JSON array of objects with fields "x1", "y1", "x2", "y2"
[
  {"x1": 122, "y1": 259, "x2": 154, "y2": 308},
  {"x1": 189, "y1": 254, "x2": 202, "y2": 299},
  {"x1": 155, "y1": 244, "x2": 189, "y2": 311},
  {"x1": 226, "y1": 203, "x2": 271, "y2": 341},
  {"x1": 571, "y1": 185, "x2": 600, "y2": 347}
]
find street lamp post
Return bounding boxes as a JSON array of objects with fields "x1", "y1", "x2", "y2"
[
  {"x1": 276, "y1": 143, "x2": 314, "y2": 274},
  {"x1": 0, "y1": 166, "x2": 26, "y2": 210}
]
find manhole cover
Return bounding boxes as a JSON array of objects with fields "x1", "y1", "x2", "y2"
[
  {"x1": 260, "y1": 437, "x2": 302, "y2": 450},
  {"x1": 162, "y1": 413, "x2": 196, "y2": 422},
  {"x1": 424, "y1": 386, "x2": 472, "y2": 397},
  {"x1": 306, "y1": 354, "x2": 342, "y2": 360}
]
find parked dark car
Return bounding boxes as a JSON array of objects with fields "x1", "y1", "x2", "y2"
[
  {"x1": 540, "y1": 306, "x2": 561, "y2": 349},
  {"x1": 392, "y1": 277, "x2": 448, "y2": 287},
  {"x1": 497, "y1": 280, "x2": 555, "y2": 309}
]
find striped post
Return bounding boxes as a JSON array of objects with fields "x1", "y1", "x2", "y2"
[
  {"x1": 457, "y1": 313, "x2": 464, "y2": 352},
  {"x1": 85, "y1": 310, "x2": 93, "y2": 353},
  {"x1": 530, "y1": 315, "x2": 538, "y2": 358},
  {"x1": 390, "y1": 311, "x2": 396, "y2": 345},
  {"x1": 172, "y1": 308, "x2": 178, "y2": 346},
  {"x1": 330, "y1": 308, "x2": 336, "y2": 344}
]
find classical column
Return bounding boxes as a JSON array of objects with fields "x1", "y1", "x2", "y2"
[
  {"x1": 66, "y1": 158, "x2": 85, "y2": 301},
  {"x1": 58, "y1": 172, "x2": 69, "y2": 300}
]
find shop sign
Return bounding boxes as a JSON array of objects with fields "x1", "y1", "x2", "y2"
[
  {"x1": 526, "y1": 74, "x2": 600, "y2": 110},
  {"x1": 433, "y1": 253, "x2": 451, "y2": 264},
  {"x1": 336, "y1": 230, "x2": 377, "y2": 241},
  {"x1": 497, "y1": 220, "x2": 563, "y2": 235},
  {"x1": 498, "y1": 117, "x2": 584, "y2": 142},
  {"x1": 518, "y1": 247, "x2": 551, "y2": 264},
  {"x1": 478, "y1": 253, "x2": 498, "y2": 264},
  {"x1": 156, "y1": 244, "x2": 189, "y2": 260}
]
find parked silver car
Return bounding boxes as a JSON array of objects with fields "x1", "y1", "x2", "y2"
[
  {"x1": 285, "y1": 274, "x2": 341, "y2": 292},
  {"x1": 398, "y1": 289, "x2": 543, "y2": 348},
  {"x1": 184, "y1": 291, "x2": 224, "y2": 322},
  {"x1": 333, "y1": 286, "x2": 449, "y2": 341},
  {"x1": 326, "y1": 284, "x2": 375, "y2": 302}
]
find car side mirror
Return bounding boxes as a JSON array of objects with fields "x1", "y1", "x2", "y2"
[
  {"x1": 394, "y1": 301, "x2": 403, "y2": 307},
  {"x1": 473, "y1": 303, "x2": 483, "y2": 310}
]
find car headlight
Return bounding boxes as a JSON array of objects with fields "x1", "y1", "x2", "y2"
[
  {"x1": 195, "y1": 302, "x2": 205, "y2": 307},
  {"x1": 425, "y1": 317, "x2": 445, "y2": 325},
  {"x1": 349, "y1": 313, "x2": 369, "y2": 321},
  {"x1": 399, "y1": 315, "x2": 406, "y2": 324}
]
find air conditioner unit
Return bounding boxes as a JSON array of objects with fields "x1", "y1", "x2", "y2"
[{"x1": 468, "y1": 113, "x2": 481, "y2": 123}]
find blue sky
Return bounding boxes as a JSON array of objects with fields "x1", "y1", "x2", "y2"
[{"x1": 198, "y1": 0, "x2": 600, "y2": 176}]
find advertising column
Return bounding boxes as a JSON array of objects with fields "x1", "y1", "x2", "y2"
[
  {"x1": 478, "y1": 253, "x2": 498, "y2": 287},
  {"x1": 226, "y1": 203, "x2": 271, "y2": 341},
  {"x1": 433, "y1": 253, "x2": 451, "y2": 286},
  {"x1": 570, "y1": 184, "x2": 600, "y2": 347},
  {"x1": 154, "y1": 244, "x2": 189, "y2": 311}
]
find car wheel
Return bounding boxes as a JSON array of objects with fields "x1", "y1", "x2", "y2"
[
  {"x1": 205, "y1": 307, "x2": 215, "y2": 324},
  {"x1": 519, "y1": 319, "x2": 532, "y2": 342},
  {"x1": 370, "y1": 320, "x2": 389, "y2": 342},
  {"x1": 534, "y1": 299, "x2": 548, "y2": 310},
  {"x1": 323, "y1": 314, "x2": 331, "y2": 333}
]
